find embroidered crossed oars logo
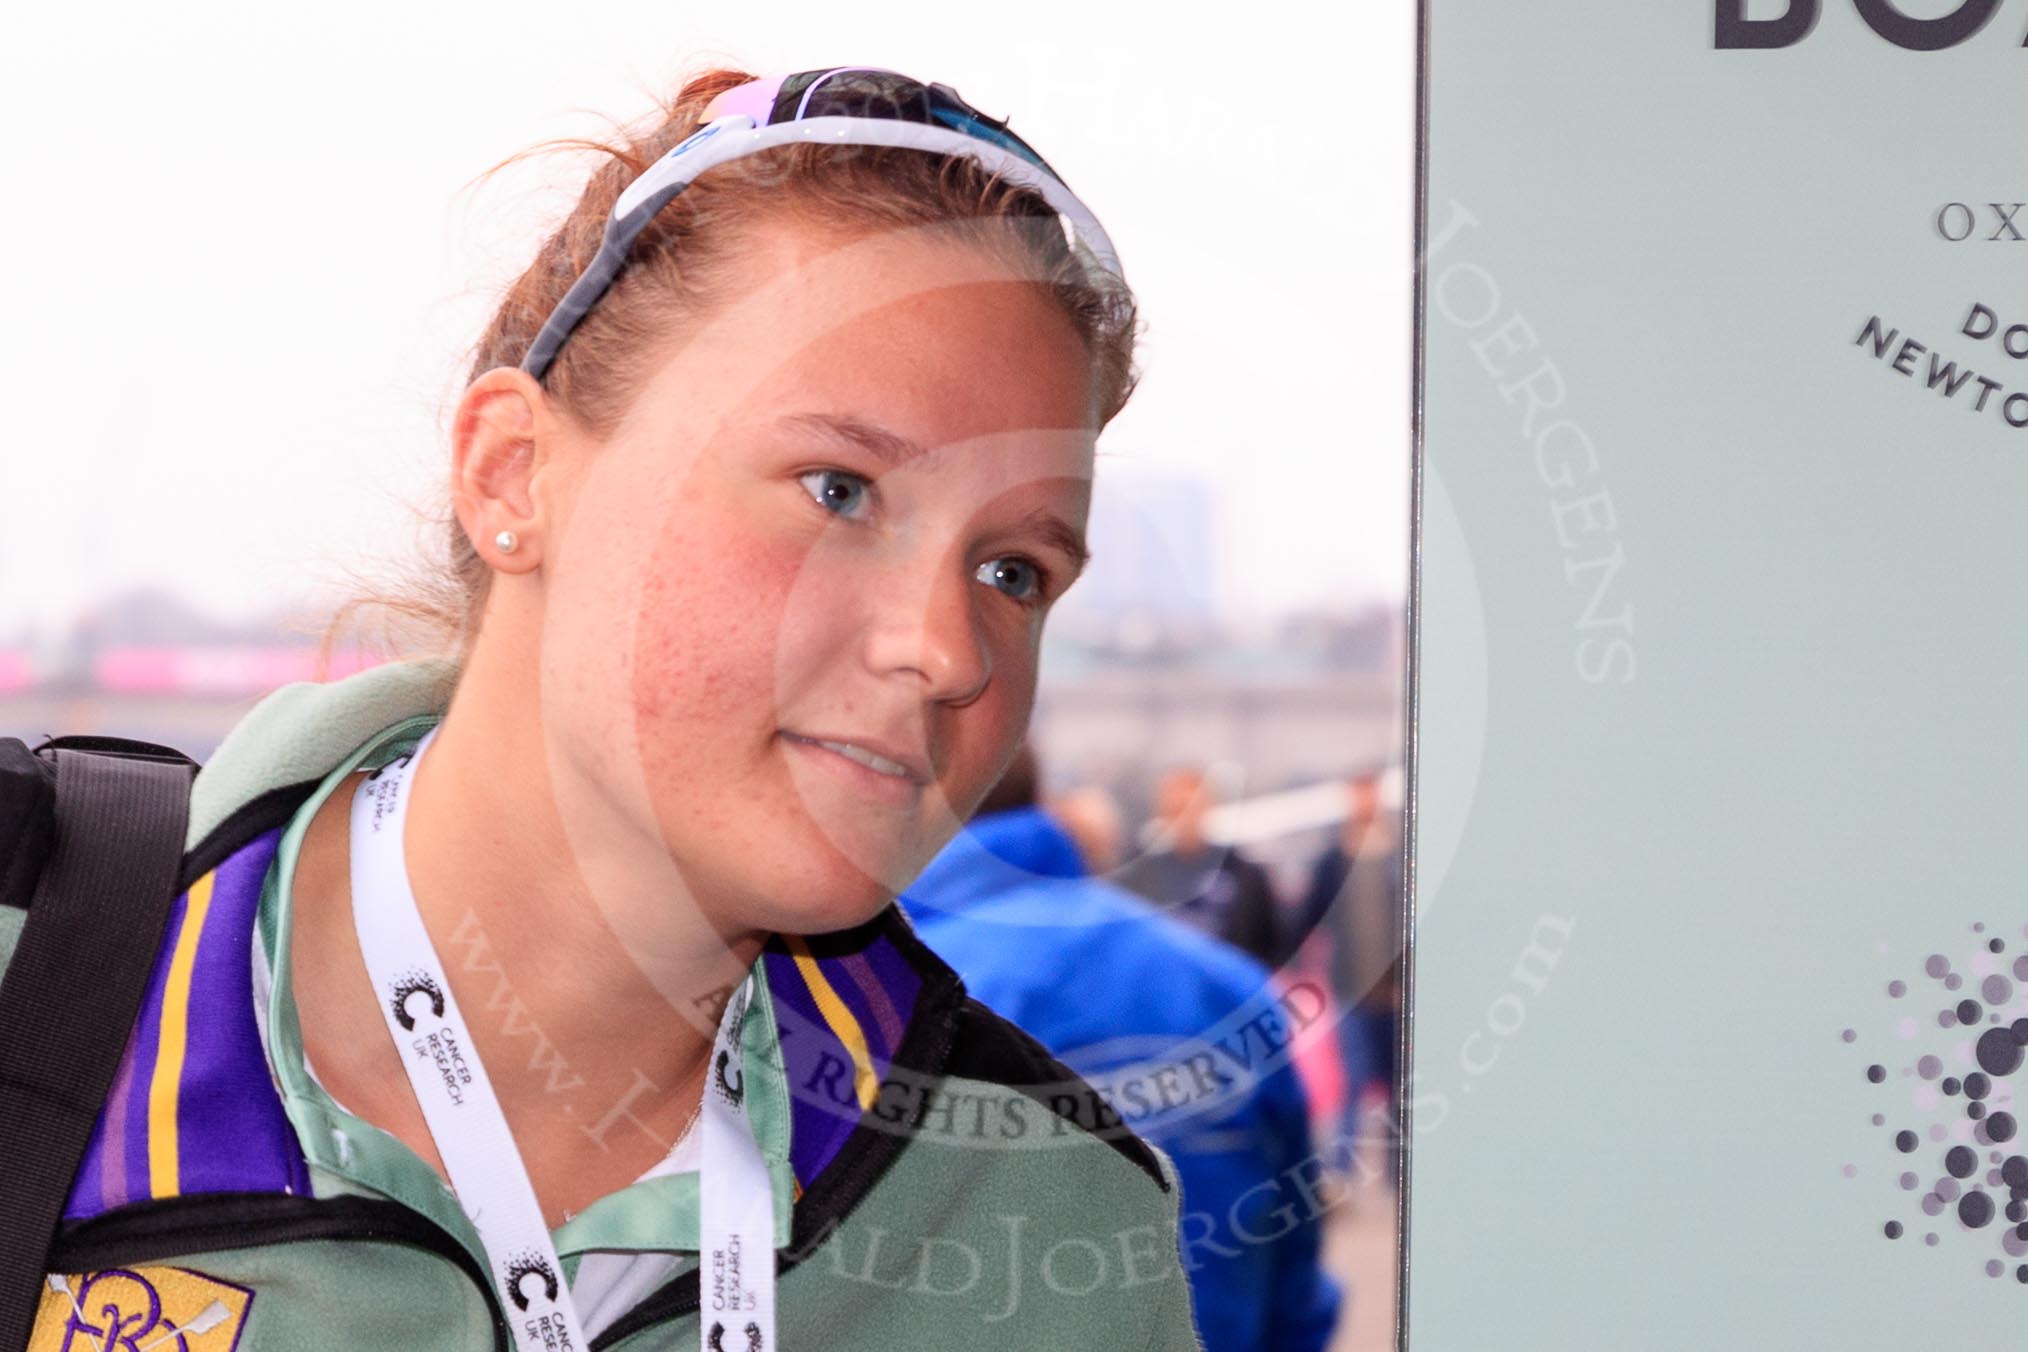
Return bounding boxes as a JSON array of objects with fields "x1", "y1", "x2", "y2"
[{"x1": 45, "y1": 1273, "x2": 234, "y2": 1352}]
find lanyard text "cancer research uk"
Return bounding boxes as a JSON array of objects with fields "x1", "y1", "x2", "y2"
[{"x1": 349, "y1": 728, "x2": 778, "y2": 1352}]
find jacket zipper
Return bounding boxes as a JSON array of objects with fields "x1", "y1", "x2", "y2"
[{"x1": 588, "y1": 981, "x2": 965, "y2": 1351}]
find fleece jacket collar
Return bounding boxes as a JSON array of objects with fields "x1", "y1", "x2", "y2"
[{"x1": 186, "y1": 655, "x2": 464, "y2": 854}]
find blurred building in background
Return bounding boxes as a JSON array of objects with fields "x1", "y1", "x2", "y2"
[
  {"x1": 1053, "y1": 471, "x2": 1220, "y2": 644},
  {"x1": 0, "y1": 587, "x2": 368, "y2": 760}
]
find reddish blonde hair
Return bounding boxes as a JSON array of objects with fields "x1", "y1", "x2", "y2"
[{"x1": 326, "y1": 67, "x2": 1139, "y2": 665}]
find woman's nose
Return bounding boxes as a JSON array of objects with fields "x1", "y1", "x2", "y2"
[{"x1": 860, "y1": 551, "x2": 991, "y2": 705}]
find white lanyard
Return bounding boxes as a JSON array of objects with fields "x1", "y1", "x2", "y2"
[
  {"x1": 699, "y1": 976, "x2": 777, "y2": 1352},
  {"x1": 349, "y1": 727, "x2": 778, "y2": 1352}
]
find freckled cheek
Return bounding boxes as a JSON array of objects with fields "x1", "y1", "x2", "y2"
[{"x1": 626, "y1": 517, "x2": 807, "y2": 736}]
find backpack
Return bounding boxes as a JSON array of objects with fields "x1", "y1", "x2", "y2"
[{"x1": 0, "y1": 734, "x2": 197, "y2": 1350}]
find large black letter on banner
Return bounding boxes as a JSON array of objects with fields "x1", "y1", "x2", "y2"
[
  {"x1": 1852, "y1": 0, "x2": 2002, "y2": 49},
  {"x1": 1715, "y1": 0, "x2": 1820, "y2": 47}
]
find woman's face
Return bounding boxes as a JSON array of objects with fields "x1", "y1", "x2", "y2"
[{"x1": 533, "y1": 217, "x2": 1100, "y2": 939}]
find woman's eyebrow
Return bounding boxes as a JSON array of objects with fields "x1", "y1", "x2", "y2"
[
  {"x1": 778, "y1": 412, "x2": 926, "y2": 470},
  {"x1": 1018, "y1": 507, "x2": 1092, "y2": 573}
]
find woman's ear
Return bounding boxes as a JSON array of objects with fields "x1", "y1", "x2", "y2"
[{"x1": 451, "y1": 367, "x2": 553, "y2": 572}]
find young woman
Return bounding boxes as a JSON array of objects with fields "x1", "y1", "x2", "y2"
[{"x1": 8, "y1": 67, "x2": 1201, "y2": 1351}]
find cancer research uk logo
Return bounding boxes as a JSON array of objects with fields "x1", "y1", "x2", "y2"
[
  {"x1": 389, "y1": 970, "x2": 475, "y2": 1106},
  {"x1": 715, "y1": 1046, "x2": 746, "y2": 1106},
  {"x1": 505, "y1": 1252, "x2": 561, "y2": 1311},
  {"x1": 706, "y1": 1230, "x2": 766, "y2": 1352},
  {"x1": 1847, "y1": 923, "x2": 2028, "y2": 1283},
  {"x1": 706, "y1": 1321, "x2": 764, "y2": 1352},
  {"x1": 505, "y1": 1251, "x2": 578, "y2": 1351},
  {"x1": 390, "y1": 971, "x2": 447, "y2": 1031}
]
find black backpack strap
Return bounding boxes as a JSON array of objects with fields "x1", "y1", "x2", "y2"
[{"x1": 0, "y1": 747, "x2": 194, "y2": 1349}]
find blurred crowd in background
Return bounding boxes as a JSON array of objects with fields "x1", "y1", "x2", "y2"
[{"x1": 906, "y1": 744, "x2": 1405, "y2": 1351}]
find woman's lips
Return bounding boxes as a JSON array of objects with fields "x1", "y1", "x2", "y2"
[{"x1": 780, "y1": 731, "x2": 926, "y2": 806}]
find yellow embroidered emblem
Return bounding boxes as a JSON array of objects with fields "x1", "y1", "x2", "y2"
[{"x1": 29, "y1": 1265, "x2": 254, "y2": 1351}]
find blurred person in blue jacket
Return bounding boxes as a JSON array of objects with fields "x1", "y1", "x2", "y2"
[{"x1": 900, "y1": 745, "x2": 1343, "y2": 1352}]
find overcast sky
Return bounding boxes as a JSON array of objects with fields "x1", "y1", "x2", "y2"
[{"x1": 0, "y1": 2, "x2": 1412, "y2": 637}]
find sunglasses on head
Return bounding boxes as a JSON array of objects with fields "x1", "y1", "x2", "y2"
[{"x1": 519, "y1": 66, "x2": 1125, "y2": 382}]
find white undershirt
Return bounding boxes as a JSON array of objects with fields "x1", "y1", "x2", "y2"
[{"x1": 566, "y1": 1125, "x2": 699, "y2": 1339}]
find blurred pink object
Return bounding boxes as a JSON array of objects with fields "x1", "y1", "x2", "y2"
[
  {"x1": 0, "y1": 652, "x2": 35, "y2": 692},
  {"x1": 1277, "y1": 964, "x2": 1347, "y2": 1129},
  {"x1": 94, "y1": 646, "x2": 380, "y2": 694}
]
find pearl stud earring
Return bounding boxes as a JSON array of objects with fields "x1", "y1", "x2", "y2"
[{"x1": 494, "y1": 529, "x2": 518, "y2": 555}]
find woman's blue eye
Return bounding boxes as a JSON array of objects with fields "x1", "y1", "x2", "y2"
[
  {"x1": 799, "y1": 468, "x2": 1048, "y2": 609},
  {"x1": 799, "y1": 468, "x2": 871, "y2": 519},
  {"x1": 977, "y1": 556, "x2": 1049, "y2": 608}
]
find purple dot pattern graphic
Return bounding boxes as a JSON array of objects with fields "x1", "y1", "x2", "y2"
[{"x1": 1860, "y1": 925, "x2": 2028, "y2": 1285}]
